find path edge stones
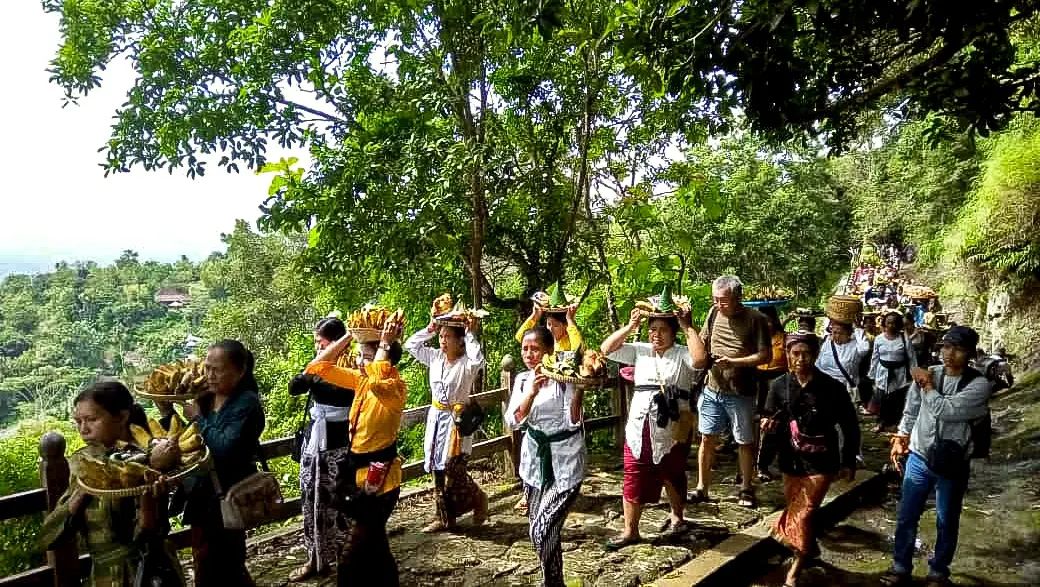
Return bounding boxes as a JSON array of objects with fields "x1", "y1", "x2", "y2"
[{"x1": 652, "y1": 471, "x2": 887, "y2": 587}]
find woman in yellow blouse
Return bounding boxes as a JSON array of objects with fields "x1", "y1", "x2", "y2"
[
  {"x1": 514, "y1": 285, "x2": 583, "y2": 351},
  {"x1": 304, "y1": 318, "x2": 407, "y2": 586}
]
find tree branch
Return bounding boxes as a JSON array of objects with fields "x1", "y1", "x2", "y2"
[{"x1": 276, "y1": 99, "x2": 348, "y2": 124}]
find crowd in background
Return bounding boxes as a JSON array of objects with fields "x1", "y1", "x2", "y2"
[{"x1": 41, "y1": 256, "x2": 1003, "y2": 587}]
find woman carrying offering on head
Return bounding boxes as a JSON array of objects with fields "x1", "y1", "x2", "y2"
[
  {"x1": 816, "y1": 297, "x2": 870, "y2": 408},
  {"x1": 514, "y1": 283, "x2": 583, "y2": 351},
  {"x1": 41, "y1": 381, "x2": 184, "y2": 586},
  {"x1": 512, "y1": 283, "x2": 583, "y2": 514},
  {"x1": 763, "y1": 332, "x2": 859, "y2": 587},
  {"x1": 404, "y1": 294, "x2": 489, "y2": 533},
  {"x1": 302, "y1": 310, "x2": 407, "y2": 586},
  {"x1": 868, "y1": 310, "x2": 917, "y2": 432},
  {"x1": 505, "y1": 326, "x2": 586, "y2": 586},
  {"x1": 287, "y1": 317, "x2": 357, "y2": 582},
  {"x1": 599, "y1": 285, "x2": 708, "y2": 549}
]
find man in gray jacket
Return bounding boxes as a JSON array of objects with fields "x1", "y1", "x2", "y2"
[{"x1": 882, "y1": 326, "x2": 993, "y2": 587}]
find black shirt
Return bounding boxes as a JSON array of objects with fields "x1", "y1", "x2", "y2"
[{"x1": 765, "y1": 368, "x2": 860, "y2": 476}]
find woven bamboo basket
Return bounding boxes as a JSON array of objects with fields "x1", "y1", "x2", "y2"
[
  {"x1": 76, "y1": 447, "x2": 211, "y2": 498},
  {"x1": 826, "y1": 295, "x2": 863, "y2": 324},
  {"x1": 348, "y1": 327, "x2": 382, "y2": 343},
  {"x1": 542, "y1": 370, "x2": 607, "y2": 387}
]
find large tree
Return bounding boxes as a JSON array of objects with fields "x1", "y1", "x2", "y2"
[
  {"x1": 45, "y1": 0, "x2": 662, "y2": 310},
  {"x1": 616, "y1": 0, "x2": 1040, "y2": 146}
]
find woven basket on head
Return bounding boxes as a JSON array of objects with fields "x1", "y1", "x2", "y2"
[
  {"x1": 826, "y1": 295, "x2": 864, "y2": 324},
  {"x1": 349, "y1": 328, "x2": 382, "y2": 343}
]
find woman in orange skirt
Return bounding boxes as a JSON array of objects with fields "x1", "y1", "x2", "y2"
[{"x1": 761, "y1": 331, "x2": 859, "y2": 586}]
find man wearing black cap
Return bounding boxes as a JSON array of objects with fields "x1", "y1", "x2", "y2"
[{"x1": 882, "y1": 326, "x2": 993, "y2": 587}]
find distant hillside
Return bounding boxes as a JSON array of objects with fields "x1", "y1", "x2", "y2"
[{"x1": 0, "y1": 261, "x2": 54, "y2": 280}]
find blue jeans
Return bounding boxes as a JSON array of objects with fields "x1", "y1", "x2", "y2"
[{"x1": 892, "y1": 452, "x2": 969, "y2": 579}]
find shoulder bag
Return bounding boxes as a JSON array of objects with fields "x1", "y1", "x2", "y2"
[
  {"x1": 216, "y1": 440, "x2": 285, "y2": 531},
  {"x1": 828, "y1": 336, "x2": 856, "y2": 388}
]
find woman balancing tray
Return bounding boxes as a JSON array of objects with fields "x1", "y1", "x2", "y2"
[
  {"x1": 76, "y1": 447, "x2": 211, "y2": 498},
  {"x1": 74, "y1": 417, "x2": 210, "y2": 498},
  {"x1": 133, "y1": 360, "x2": 207, "y2": 403},
  {"x1": 347, "y1": 306, "x2": 406, "y2": 342},
  {"x1": 540, "y1": 351, "x2": 608, "y2": 387}
]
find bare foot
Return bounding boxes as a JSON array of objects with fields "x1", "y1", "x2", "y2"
[
  {"x1": 473, "y1": 490, "x2": 489, "y2": 526},
  {"x1": 288, "y1": 563, "x2": 316, "y2": 582},
  {"x1": 422, "y1": 520, "x2": 448, "y2": 533}
]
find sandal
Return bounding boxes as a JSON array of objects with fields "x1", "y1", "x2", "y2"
[
  {"x1": 604, "y1": 534, "x2": 641, "y2": 551},
  {"x1": 879, "y1": 570, "x2": 910, "y2": 586},
  {"x1": 756, "y1": 469, "x2": 774, "y2": 483},
  {"x1": 659, "y1": 518, "x2": 690, "y2": 539},
  {"x1": 687, "y1": 488, "x2": 710, "y2": 504},
  {"x1": 737, "y1": 488, "x2": 757, "y2": 508},
  {"x1": 513, "y1": 496, "x2": 529, "y2": 516}
]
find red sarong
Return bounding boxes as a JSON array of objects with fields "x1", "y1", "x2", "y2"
[
  {"x1": 771, "y1": 473, "x2": 833, "y2": 557},
  {"x1": 622, "y1": 418, "x2": 689, "y2": 504}
]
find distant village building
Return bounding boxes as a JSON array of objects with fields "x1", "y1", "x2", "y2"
[{"x1": 155, "y1": 287, "x2": 190, "y2": 308}]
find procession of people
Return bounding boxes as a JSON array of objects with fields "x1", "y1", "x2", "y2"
[{"x1": 43, "y1": 254, "x2": 1000, "y2": 586}]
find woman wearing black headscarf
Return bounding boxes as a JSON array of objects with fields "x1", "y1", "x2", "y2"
[{"x1": 762, "y1": 331, "x2": 859, "y2": 587}]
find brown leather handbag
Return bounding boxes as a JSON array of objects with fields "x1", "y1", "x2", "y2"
[{"x1": 215, "y1": 445, "x2": 285, "y2": 530}]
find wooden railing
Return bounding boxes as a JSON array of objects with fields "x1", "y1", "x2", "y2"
[{"x1": 0, "y1": 356, "x2": 629, "y2": 586}]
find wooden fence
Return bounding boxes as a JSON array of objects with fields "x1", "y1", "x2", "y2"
[{"x1": 0, "y1": 356, "x2": 629, "y2": 587}]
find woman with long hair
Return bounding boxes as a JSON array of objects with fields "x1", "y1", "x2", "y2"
[{"x1": 41, "y1": 381, "x2": 184, "y2": 586}]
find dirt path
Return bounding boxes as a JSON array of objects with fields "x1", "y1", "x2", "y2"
[{"x1": 241, "y1": 417, "x2": 895, "y2": 586}]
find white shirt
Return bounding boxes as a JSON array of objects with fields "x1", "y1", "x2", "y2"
[
  {"x1": 607, "y1": 343, "x2": 695, "y2": 463},
  {"x1": 505, "y1": 370, "x2": 585, "y2": 491},
  {"x1": 816, "y1": 329, "x2": 869, "y2": 388},
  {"x1": 869, "y1": 332, "x2": 917, "y2": 392},
  {"x1": 404, "y1": 328, "x2": 485, "y2": 471}
]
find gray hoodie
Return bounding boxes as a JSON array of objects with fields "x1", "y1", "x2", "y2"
[{"x1": 898, "y1": 365, "x2": 993, "y2": 460}]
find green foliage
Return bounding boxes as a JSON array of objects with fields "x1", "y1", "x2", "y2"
[
  {"x1": 952, "y1": 115, "x2": 1040, "y2": 281},
  {"x1": 0, "y1": 254, "x2": 203, "y2": 425},
  {"x1": 832, "y1": 117, "x2": 980, "y2": 264},
  {"x1": 617, "y1": 1, "x2": 1040, "y2": 147}
]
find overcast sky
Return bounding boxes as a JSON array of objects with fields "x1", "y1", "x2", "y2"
[{"x1": 0, "y1": 3, "x2": 298, "y2": 269}]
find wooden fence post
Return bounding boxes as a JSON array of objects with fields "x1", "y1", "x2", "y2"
[
  {"x1": 613, "y1": 377, "x2": 629, "y2": 450},
  {"x1": 498, "y1": 355, "x2": 520, "y2": 478},
  {"x1": 39, "y1": 432, "x2": 78, "y2": 587}
]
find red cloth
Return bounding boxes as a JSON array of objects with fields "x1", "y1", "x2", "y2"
[
  {"x1": 771, "y1": 473, "x2": 833, "y2": 557},
  {"x1": 622, "y1": 418, "x2": 689, "y2": 504}
]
